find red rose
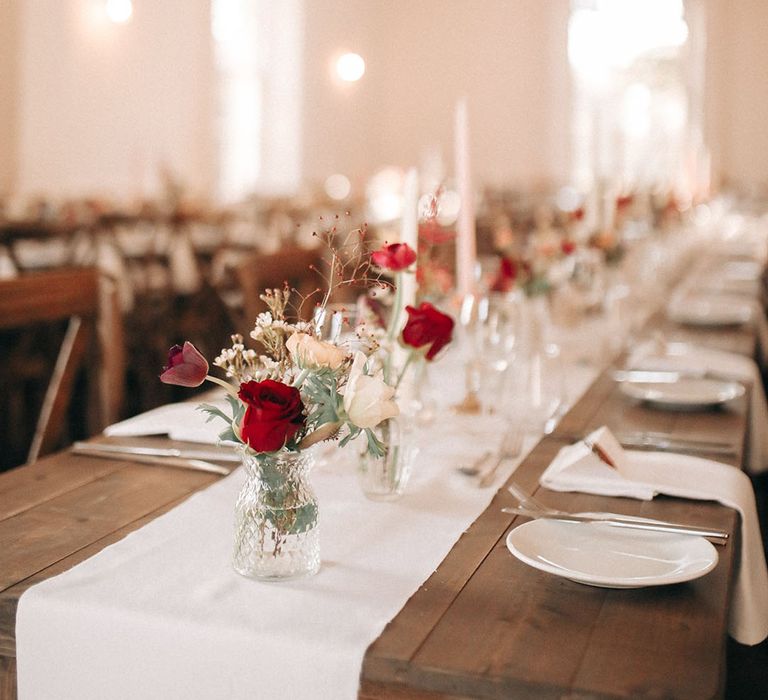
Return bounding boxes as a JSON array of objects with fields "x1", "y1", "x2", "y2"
[
  {"x1": 371, "y1": 243, "x2": 416, "y2": 271},
  {"x1": 490, "y1": 257, "x2": 517, "y2": 293},
  {"x1": 561, "y1": 239, "x2": 576, "y2": 255},
  {"x1": 238, "y1": 379, "x2": 305, "y2": 453},
  {"x1": 400, "y1": 302, "x2": 454, "y2": 361},
  {"x1": 160, "y1": 342, "x2": 208, "y2": 387},
  {"x1": 569, "y1": 207, "x2": 585, "y2": 222}
]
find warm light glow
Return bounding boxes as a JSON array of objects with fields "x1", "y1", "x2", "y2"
[
  {"x1": 336, "y1": 53, "x2": 365, "y2": 82},
  {"x1": 324, "y1": 174, "x2": 351, "y2": 200},
  {"x1": 366, "y1": 167, "x2": 404, "y2": 223},
  {"x1": 569, "y1": 0, "x2": 688, "y2": 80},
  {"x1": 105, "y1": 0, "x2": 133, "y2": 24}
]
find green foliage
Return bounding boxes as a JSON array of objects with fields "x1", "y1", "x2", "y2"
[
  {"x1": 301, "y1": 367, "x2": 342, "y2": 433},
  {"x1": 364, "y1": 428, "x2": 386, "y2": 458},
  {"x1": 199, "y1": 401, "x2": 243, "y2": 445},
  {"x1": 198, "y1": 403, "x2": 232, "y2": 425}
]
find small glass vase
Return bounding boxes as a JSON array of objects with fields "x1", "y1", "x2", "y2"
[
  {"x1": 233, "y1": 448, "x2": 320, "y2": 581},
  {"x1": 358, "y1": 419, "x2": 416, "y2": 501}
]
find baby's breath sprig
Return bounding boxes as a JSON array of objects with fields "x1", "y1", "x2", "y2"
[
  {"x1": 291, "y1": 216, "x2": 394, "y2": 323},
  {"x1": 213, "y1": 334, "x2": 259, "y2": 383}
]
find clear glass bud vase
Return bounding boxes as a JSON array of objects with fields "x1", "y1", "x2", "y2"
[
  {"x1": 358, "y1": 419, "x2": 417, "y2": 501},
  {"x1": 233, "y1": 448, "x2": 320, "y2": 581}
]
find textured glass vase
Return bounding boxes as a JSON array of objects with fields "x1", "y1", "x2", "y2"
[
  {"x1": 233, "y1": 448, "x2": 319, "y2": 581},
  {"x1": 358, "y1": 419, "x2": 416, "y2": 501}
]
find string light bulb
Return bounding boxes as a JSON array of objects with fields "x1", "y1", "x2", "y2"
[
  {"x1": 106, "y1": 0, "x2": 133, "y2": 24},
  {"x1": 335, "y1": 53, "x2": 365, "y2": 82}
]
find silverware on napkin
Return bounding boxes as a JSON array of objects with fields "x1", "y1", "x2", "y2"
[
  {"x1": 72, "y1": 441, "x2": 241, "y2": 462},
  {"x1": 71, "y1": 444, "x2": 232, "y2": 475},
  {"x1": 501, "y1": 507, "x2": 729, "y2": 544},
  {"x1": 615, "y1": 433, "x2": 737, "y2": 456}
]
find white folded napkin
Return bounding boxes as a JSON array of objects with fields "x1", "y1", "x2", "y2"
[
  {"x1": 627, "y1": 340, "x2": 768, "y2": 474},
  {"x1": 104, "y1": 399, "x2": 230, "y2": 445},
  {"x1": 541, "y1": 426, "x2": 768, "y2": 645}
]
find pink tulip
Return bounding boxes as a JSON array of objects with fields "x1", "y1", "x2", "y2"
[{"x1": 160, "y1": 342, "x2": 209, "y2": 387}]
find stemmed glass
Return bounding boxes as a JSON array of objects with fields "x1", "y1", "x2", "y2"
[
  {"x1": 454, "y1": 292, "x2": 519, "y2": 415},
  {"x1": 476, "y1": 294, "x2": 520, "y2": 416}
]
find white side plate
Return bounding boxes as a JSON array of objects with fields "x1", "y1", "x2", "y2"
[
  {"x1": 506, "y1": 518, "x2": 718, "y2": 588},
  {"x1": 668, "y1": 298, "x2": 753, "y2": 326},
  {"x1": 619, "y1": 377, "x2": 744, "y2": 410}
]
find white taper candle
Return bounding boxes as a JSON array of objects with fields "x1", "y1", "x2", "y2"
[{"x1": 455, "y1": 98, "x2": 476, "y2": 299}]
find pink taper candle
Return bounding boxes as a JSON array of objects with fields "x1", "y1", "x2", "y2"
[{"x1": 455, "y1": 98, "x2": 476, "y2": 299}]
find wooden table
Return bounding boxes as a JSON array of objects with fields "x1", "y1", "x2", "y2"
[{"x1": 0, "y1": 313, "x2": 760, "y2": 700}]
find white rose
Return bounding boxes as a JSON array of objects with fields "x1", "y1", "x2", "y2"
[
  {"x1": 343, "y1": 352, "x2": 399, "y2": 429},
  {"x1": 286, "y1": 332, "x2": 347, "y2": 369}
]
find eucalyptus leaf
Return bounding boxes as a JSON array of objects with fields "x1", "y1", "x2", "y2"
[{"x1": 198, "y1": 403, "x2": 232, "y2": 425}]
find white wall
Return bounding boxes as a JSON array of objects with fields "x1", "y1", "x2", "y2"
[
  {"x1": 705, "y1": 0, "x2": 768, "y2": 191},
  {"x1": 373, "y1": 0, "x2": 571, "y2": 190},
  {"x1": 299, "y1": 0, "x2": 385, "y2": 190},
  {"x1": 15, "y1": 0, "x2": 216, "y2": 199},
  {"x1": 5, "y1": 0, "x2": 768, "y2": 200},
  {"x1": 300, "y1": 0, "x2": 572, "y2": 191}
]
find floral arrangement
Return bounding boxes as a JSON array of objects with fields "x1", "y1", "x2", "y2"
[
  {"x1": 415, "y1": 190, "x2": 455, "y2": 300},
  {"x1": 589, "y1": 229, "x2": 625, "y2": 266},
  {"x1": 490, "y1": 236, "x2": 577, "y2": 296},
  {"x1": 160, "y1": 227, "x2": 454, "y2": 459}
]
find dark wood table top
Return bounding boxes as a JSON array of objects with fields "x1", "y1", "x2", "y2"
[{"x1": 0, "y1": 306, "x2": 761, "y2": 700}]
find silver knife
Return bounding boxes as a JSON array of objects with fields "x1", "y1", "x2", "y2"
[
  {"x1": 502, "y1": 507, "x2": 729, "y2": 544},
  {"x1": 617, "y1": 436, "x2": 737, "y2": 456},
  {"x1": 71, "y1": 446, "x2": 232, "y2": 475},
  {"x1": 73, "y1": 441, "x2": 241, "y2": 462}
]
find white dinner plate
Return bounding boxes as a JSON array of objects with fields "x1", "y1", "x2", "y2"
[
  {"x1": 668, "y1": 297, "x2": 753, "y2": 327},
  {"x1": 619, "y1": 377, "x2": 744, "y2": 410},
  {"x1": 506, "y1": 518, "x2": 718, "y2": 588}
]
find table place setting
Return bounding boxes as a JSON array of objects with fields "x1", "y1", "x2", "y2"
[
  {"x1": 534, "y1": 425, "x2": 768, "y2": 645},
  {"x1": 622, "y1": 338, "x2": 768, "y2": 472},
  {"x1": 504, "y1": 504, "x2": 722, "y2": 589}
]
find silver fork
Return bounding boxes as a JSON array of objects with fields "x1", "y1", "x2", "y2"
[
  {"x1": 506, "y1": 482, "x2": 567, "y2": 514},
  {"x1": 478, "y1": 429, "x2": 524, "y2": 487}
]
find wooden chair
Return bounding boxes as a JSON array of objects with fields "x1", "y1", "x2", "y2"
[
  {"x1": 0, "y1": 267, "x2": 124, "y2": 464},
  {"x1": 234, "y1": 247, "x2": 324, "y2": 329}
]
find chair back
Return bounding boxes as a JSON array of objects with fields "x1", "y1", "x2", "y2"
[
  {"x1": 0, "y1": 267, "x2": 124, "y2": 464},
  {"x1": 235, "y1": 247, "x2": 324, "y2": 327}
]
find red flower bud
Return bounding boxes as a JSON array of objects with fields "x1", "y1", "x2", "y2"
[
  {"x1": 400, "y1": 302, "x2": 454, "y2": 361},
  {"x1": 490, "y1": 257, "x2": 518, "y2": 293},
  {"x1": 371, "y1": 243, "x2": 417, "y2": 272},
  {"x1": 616, "y1": 195, "x2": 633, "y2": 210},
  {"x1": 561, "y1": 240, "x2": 576, "y2": 255},
  {"x1": 238, "y1": 379, "x2": 305, "y2": 453},
  {"x1": 160, "y1": 342, "x2": 209, "y2": 387}
]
